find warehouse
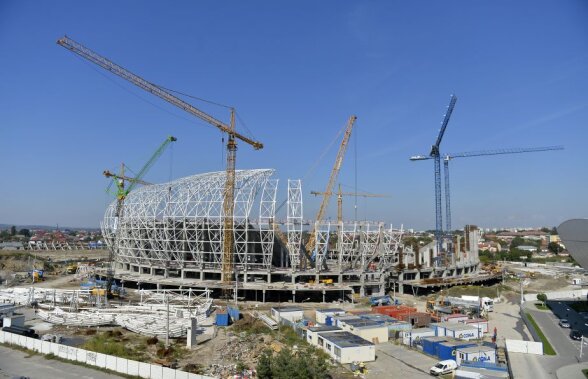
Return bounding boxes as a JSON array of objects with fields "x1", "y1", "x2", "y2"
[
  {"x1": 315, "y1": 308, "x2": 346, "y2": 324},
  {"x1": 456, "y1": 345, "x2": 497, "y2": 365},
  {"x1": 317, "y1": 331, "x2": 376, "y2": 364},
  {"x1": 306, "y1": 325, "x2": 341, "y2": 346}
]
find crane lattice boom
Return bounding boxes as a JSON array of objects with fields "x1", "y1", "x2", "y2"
[{"x1": 305, "y1": 115, "x2": 357, "y2": 259}]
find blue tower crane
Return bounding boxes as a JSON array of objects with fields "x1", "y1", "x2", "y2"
[
  {"x1": 412, "y1": 143, "x2": 564, "y2": 258},
  {"x1": 413, "y1": 95, "x2": 457, "y2": 259}
]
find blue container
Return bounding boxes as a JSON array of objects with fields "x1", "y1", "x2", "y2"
[
  {"x1": 227, "y1": 306, "x2": 241, "y2": 322},
  {"x1": 437, "y1": 342, "x2": 475, "y2": 360},
  {"x1": 325, "y1": 316, "x2": 333, "y2": 326},
  {"x1": 422, "y1": 337, "x2": 447, "y2": 356},
  {"x1": 216, "y1": 312, "x2": 230, "y2": 326}
]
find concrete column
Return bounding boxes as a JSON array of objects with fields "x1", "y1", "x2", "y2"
[
  {"x1": 322, "y1": 290, "x2": 326, "y2": 303},
  {"x1": 262, "y1": 289, "x2": 266, "y2": 303},
  {"x1": 187, "y1": 318, "x2": 198, "y2": 348},
  {"x1": 292, "y1": 290, "x2": 296, "y2": 303},
  {"x1": 150, "y1": 267, "x2": 156, "y2": 276}
]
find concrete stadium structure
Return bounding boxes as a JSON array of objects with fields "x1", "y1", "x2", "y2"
[{"x1": 102, "y1": 169, "x2": 484, "y2": 301}]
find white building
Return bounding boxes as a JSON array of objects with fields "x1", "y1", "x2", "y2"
[
  {"x1": 402, "y1": 327, "x2": 435, "y2": 347},
  {"x1": 317, "y1": 331, "x2": 376, "y2": 363},
  {"x1": 456, "y1": 345, "x2": 497, "y2": 365},
  {"x1": 270, "y1": 307, "x2": 304, "y2": 323},
  {"x1": 306, "y1": 325, "x2": 341, "y2": 346},
  {"x1": 315, "y1": 308, "x2": 346, "y2": 324},
  {"x1": 342, "y1": 318, "x2": 389, "y2": 344}
]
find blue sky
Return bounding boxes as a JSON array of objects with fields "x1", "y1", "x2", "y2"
[{"x1": 0, "y1": 1, "x2": 586, "y2": 230}]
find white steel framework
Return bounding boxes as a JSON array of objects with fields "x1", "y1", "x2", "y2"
[{"x1": 102, "y1": 169, "x2": 275, "y2": 272}]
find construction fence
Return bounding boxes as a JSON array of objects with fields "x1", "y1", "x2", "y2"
[{"x1": 0, "y1": 331, "x2": 214, "y2": 379}]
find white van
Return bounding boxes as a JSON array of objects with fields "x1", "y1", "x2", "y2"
[{"x1": 430, "y1": 359, "x2": 458, "y2": 376}]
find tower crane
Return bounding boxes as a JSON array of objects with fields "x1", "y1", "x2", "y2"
[
  {"x1": 310, "y1": 184, "x2": 390, "y2": 224},
  {"x1": 305, "y1": 116, "x2": 357, "y2": 270},
  {"x1": 411, "y1": 145, "x2": 564, "y2": 234},
  {"x1": 104, "y1": 135, "x2": 177, "y2": 297},
  {"x1": 414, "y1": 95, "x2": 457, "y2": 258},
  {"x1": 57, "y1": 36, "x2": 263, "y2": 292}
]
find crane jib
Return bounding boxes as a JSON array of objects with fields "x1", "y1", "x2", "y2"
[{"x1": 57, "y1": 36, "x2": 263, "y2": 150}]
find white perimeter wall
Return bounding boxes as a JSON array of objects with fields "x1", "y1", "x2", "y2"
[
  {"x1": 0, "y1": 331, "x2": 214, "y2": 379},
  {"x1": 505, "y1": 339, "x2": 543, "y2": 355}
]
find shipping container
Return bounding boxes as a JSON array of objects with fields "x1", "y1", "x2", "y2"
[
  {"x1": 216, "y1": 312, "x2": 230, "y2": 326},
  {"x1": 372, "y1": 305, "x2": 416, "y2": 319}
]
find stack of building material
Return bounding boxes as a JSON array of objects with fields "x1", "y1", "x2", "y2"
[{"x1": 37, "y1": 308, "x2": 115, "y2": 327}]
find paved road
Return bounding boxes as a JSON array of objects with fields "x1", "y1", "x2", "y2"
[
  {"x1": 523, "y1": 300, "x2": 588, "y2": 377},
  {"x1": 366, "y1": 343, "x2": 437, "y2": 379},
  {"x1": 0, "y1": 345, "x2": 120, "y2": 379}
]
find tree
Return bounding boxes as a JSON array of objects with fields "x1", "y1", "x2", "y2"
[
  {"x1": 537, "y1": 293, "x2": 547, "y2": 307},
  {"x1": 18, "y1": 229, "x2": 30, "y2": 238},
  {"x1": 10, "y1": 226, "x2": 16, "y2": 236},
  {"x1": 256, "y1": 350, "x2": 272, "y2": 379},
  {"x1": 548, "y1": 242, "x2": 563, "y2": 254},
  {"x1": 510, "y1": 237, "x2": 525, "y2": 249}
]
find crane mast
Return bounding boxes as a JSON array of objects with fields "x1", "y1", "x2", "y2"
[
  {"x1": 305, "y1": 115, "x2": 357, "y2": 262},
  {"x1": 105, "y1": 136, "x2": 177, "y2": 297},
  {"x1": 58, "y1": 36, "x2": 263, "y2": 291}
]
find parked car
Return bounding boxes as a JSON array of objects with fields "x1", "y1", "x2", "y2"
[
  {"x1": 430, "y1": 360, "x2": 457, "y2": 376},
  {"x1": 570, "y1": 329, "x2": 583, "y2": 341},
  {"x1": 559, "y1": 319, "x2": 571, "y2": 328}
]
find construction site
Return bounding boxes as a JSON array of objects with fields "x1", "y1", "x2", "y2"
[{"x1": 0, "y1": 31, "x2": 570, "y2": 379}]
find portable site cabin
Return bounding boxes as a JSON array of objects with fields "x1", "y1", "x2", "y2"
[
  {"x1": 306, "y1": 325, "x2": 341, "y2": 346},
  {"x1": 456, "y1": 345, "x2": 497, "y2": 365},
  {"x1": 318, "y1": 331, "x2": 376, "y2": 364},
  {"x1": 402, "y1": 327, "x2": 435, "y2": 347},
  {"x1": 462, "y1": 319, "x2": 489, "y2": 334},
  {"x1": 432, "y1": 322, "x2": 482, "y2": 340},
  {"x1": 316, "y1": 308, "x2": 346, "y2": 324},
  {"x1": 445, "y1": 314, "x2": 470, "y2": 324},
  {"x1": 422, "y1": 336, "x2": 448, "y2": 356},
  {"x1": 399, "y1": 312, "x2": 432, "y2": 328},
  {"x1": 445, "y1": 324, "x2": 482, "y2": 340},
  {"x1": 332, "y1": 315, "x2": 362, "y2": 328},
  {"x1": 437, "y1": 341, "x2": 476, "y2": 360},
  {"x1": 271, "y1": 307, "x2": 304, "y2": 323},
  {"x1": 343, "y1": 318, "x2": 389, "y2": 344}
]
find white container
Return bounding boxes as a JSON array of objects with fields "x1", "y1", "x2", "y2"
[{"x1": 456, "y1": 346, "x2": 497, "y2": 365}]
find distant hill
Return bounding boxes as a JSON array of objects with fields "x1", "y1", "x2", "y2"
[{"x1": 0, "y1": 224, "x2": 101, "y2": 231}]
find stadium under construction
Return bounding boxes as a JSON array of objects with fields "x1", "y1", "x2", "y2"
[{"x1": 101, "y1": 169, "x2": 495, "y2": 302}]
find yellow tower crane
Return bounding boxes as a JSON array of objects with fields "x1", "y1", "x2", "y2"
[
  {"x1": 305, "y1": 115, "x2": 356, "y2": 269},
  {"x1": 57, "y1": 37, "x2": 263, "y2": 292},
  {"x1": 310, "y1": 184, "x2": 390, "y2": 224}
]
